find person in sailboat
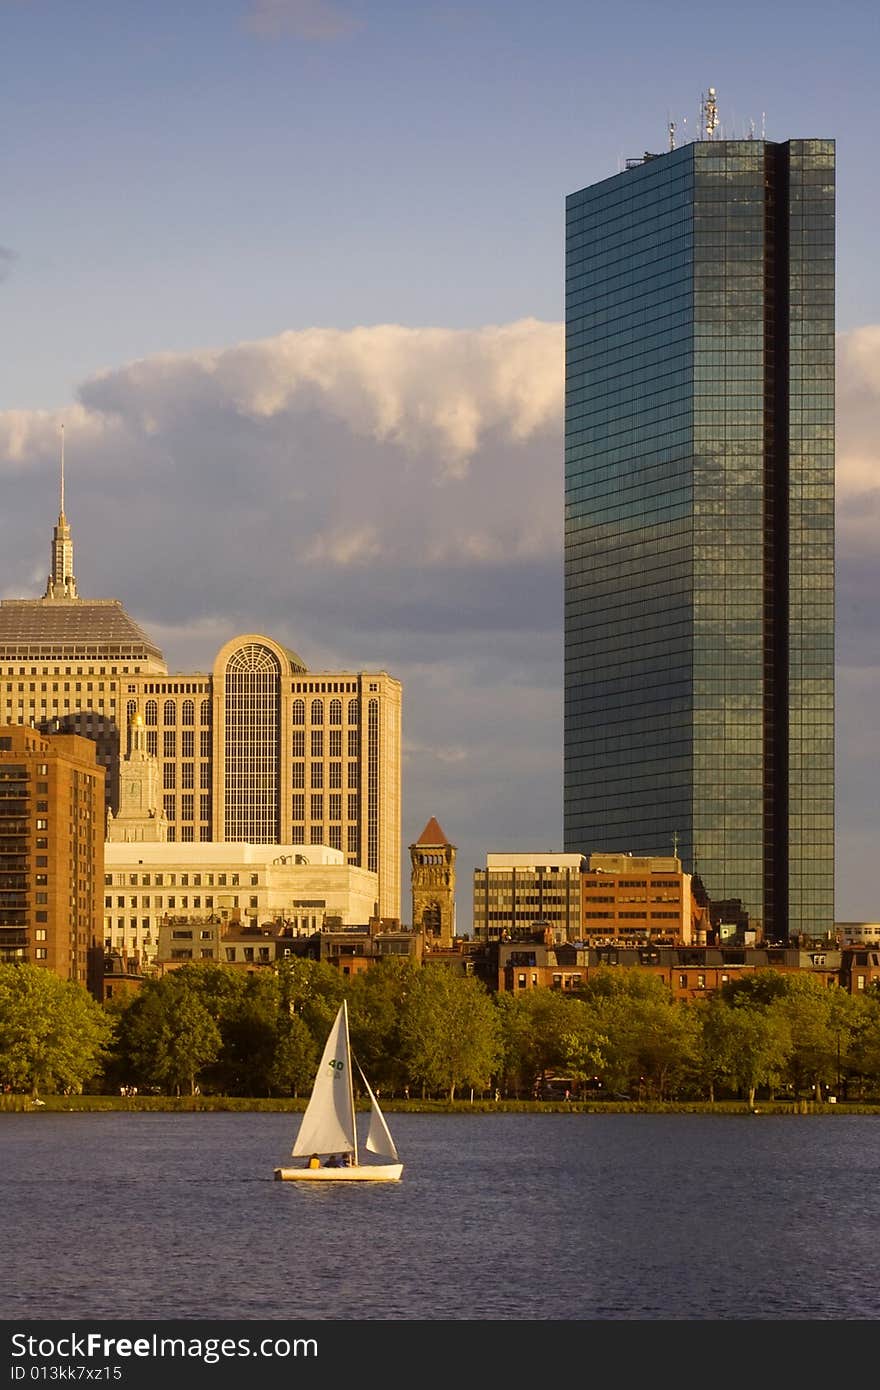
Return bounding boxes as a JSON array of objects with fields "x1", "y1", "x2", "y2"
[
  {"x1": 308, "y1": 1153, "x2": 320, "y2": 1170},
  {"x1": 325, "y1": 1153, "x2": 343, "y2": 1167}
]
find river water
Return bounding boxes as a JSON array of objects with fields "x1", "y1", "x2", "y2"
[{"x1": 4, "y1": 1110, "x2": 878, "y2": 1321}]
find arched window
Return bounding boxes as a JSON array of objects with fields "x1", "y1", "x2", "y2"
[
  {"x1": 329, "y1": 698, "x2": 342, "y2": 725},
  {"x1": 163, "y1": 700, "x2": 176, "y2": 725},
  {"x1": 292, "y1": 699, "x2": 305, "y2": 726},
  {"x1": 200, "y1": 698, "x2": 212, "y2": 725},
  {"x1": 126, "y1": 700, "x2": 137, "y2": 726},
  {"x1": 348, "y1": 699, "x2": 359, "y2": 725},
  {"x1": 181, "y1": 700, "x2": 195, "y2": 726},
  {"x1": 310, "y1": 699, "x2": 323, "y2": 725},
  {"x1": 145, "y1": 701, "x2": 157, "y2": 726},
  {"x1": 224, "y1": 642, "x2": 281, "y2": 842}
]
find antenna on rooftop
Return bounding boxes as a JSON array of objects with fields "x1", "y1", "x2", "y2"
[
  {"x1": 60, "y1": 422, "x2": 65, "y2": 516},
  {"x1": 668, "y1": 120, "x2": 676, "y2": 151},
  {"x1": 701, "y1": 86, "x2": 718, "y2": 140}
]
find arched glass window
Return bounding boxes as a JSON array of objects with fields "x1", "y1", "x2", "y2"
[
  {"x1": 126, "y1": 700, "x2": 137, "y2": 726},
  {"x1": 310, "y1": 699, "x2": 323, "y2": 725},
  {"x1": 292, "y1": 699, "x2": 305, "y2": 726},
  {"x1": 329, "y1": 699, "x2": 342, "y2": 725},
  {"x1": 145, "y1": 701, "x2": 158, "y2": 726},
  {"x1": 163, "y1": 700, "x2": 176, "y2": 725},
  {"x1": 348, "y1": 699, "x2": 359, "y2": 725},
  {"x1": 200, "y1": 699, "x2": 212, "y2": 725},
  {"x1": 224, "y1": 643, "x2": 281, "y2": 842},
  {"x1": 181, "y1": 700, "x2": 195, "y2": 726}
]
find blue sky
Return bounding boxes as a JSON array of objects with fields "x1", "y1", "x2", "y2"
[{"x1": 2, "y1": 0, "x2": 880, "y2": 930}]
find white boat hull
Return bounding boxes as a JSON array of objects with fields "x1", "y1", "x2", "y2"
[{"x1": 274, "y1": 1163, "x2": 403, "y2": 1183}]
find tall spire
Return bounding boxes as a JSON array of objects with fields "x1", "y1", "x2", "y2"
[{"x1": 43, "y1": 422, "x2": 78, "y2": 600}]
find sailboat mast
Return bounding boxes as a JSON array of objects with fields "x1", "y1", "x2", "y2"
[{"x1": 344, "y1": 998, "x2": 358, "y2": 1166}]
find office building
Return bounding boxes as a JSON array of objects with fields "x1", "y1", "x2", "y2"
[
  {"x1": 564, "y1": 131, "x2": 835, "y2": 940},
  {"x1": 472, "y1": 852, "x2": 584, "y2": 943},
  {"x1": 581, "y1": 851, "x2": 707, "y2": 945},
  {"x1": 0, "y1": 490, "x2": 402, "y2": 917},
  {"x1": 0, "y1": 724, "x2": 105, "y2": 994}
]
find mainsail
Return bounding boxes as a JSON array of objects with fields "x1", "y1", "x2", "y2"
[{"x1": 291, "y1": 1003, "x2": 357, "y2": 1157}]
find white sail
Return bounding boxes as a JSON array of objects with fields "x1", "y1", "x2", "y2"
[
  {"x1": 291, "y1": 1003, "x2": 356, "y2": 1157},
  {"x1": 357, "y1": 1060, "x2": 400, "y2": 1162}
]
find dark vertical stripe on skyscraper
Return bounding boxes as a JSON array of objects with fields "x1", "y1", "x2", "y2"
[{"x1": 762, "y1": 144, "x2": 790, "y2": 940}]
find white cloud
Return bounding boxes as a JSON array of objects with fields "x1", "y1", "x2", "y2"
[{"x1": 78, "y1": 318, "x2": 563, "y2": 475}]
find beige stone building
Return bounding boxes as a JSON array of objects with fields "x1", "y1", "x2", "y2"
[
  {"x1": 104, "y1": 840, "x2": 379, "y2": 964},
  {"x1": 0, "y1": 724, "x2": 105, "y2": 994},
  {"x1": 0, "y1": 483, "x2": 402, "y2": 918}
]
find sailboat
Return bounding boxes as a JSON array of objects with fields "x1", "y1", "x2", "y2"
[{"x1": 273, "y1": 999, "x2": 403, "y2": 1182}]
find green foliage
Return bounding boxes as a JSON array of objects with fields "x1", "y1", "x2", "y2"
[
  {"x1": 0, "y1": 963, "x2": 113, "y2": 1096},
  {"x1": 346, "y1": 958, "x2": 417, "y2": 1095},
  {"x1": 84, "y1": 956, "x2": 880, "y2": 1105},
  {"x1": 400, "y1": 965, "x2": 502, "y2": 1101},
  {"x1": 496, "y1": 989, "x2": 605, "y2": 1094}
]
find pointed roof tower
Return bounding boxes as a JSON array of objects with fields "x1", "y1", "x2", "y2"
[{"x1": 416, "y1": 815, "x2": 448, "y2": 846}]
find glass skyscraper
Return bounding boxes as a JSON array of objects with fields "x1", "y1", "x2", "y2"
[{"x1": 564, "y1": 138, "x2": 834, "y2": 941}]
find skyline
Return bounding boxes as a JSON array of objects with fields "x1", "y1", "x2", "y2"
[{"x1": 2, "y1": 1, "x2": 880, "y2": 932}]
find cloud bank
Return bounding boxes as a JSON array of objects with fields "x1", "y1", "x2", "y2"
[{"x1": 1, "y1": 319, "x2": 879, "y2": 921}]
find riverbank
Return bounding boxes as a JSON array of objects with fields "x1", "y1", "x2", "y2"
[{"x1": 2, "y1": 1094, "x2": 878, "y2": 1115}]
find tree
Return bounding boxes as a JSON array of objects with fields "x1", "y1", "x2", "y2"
[
  {"x1": 112, "y1": 974, "x2": 221, "y2": 1095},
  {"x1": 0, "y1": 963, "x2": 113, "y2": 1096},
  {"x1": 578, "y1": 969, "x2": 699, "y2": 1099},
  {"x1": 496, "y1": 989, "x2": 603, "y2": 1096},
  {"x1": 698, "y1": 995, "x2": 791, "y2": 1106},
  {"x1": 346, "y1": 958, "x2": 417, "y2": 1095},
  {"x1": 400, "y1": 965, "x2": 502, "y2": 1101}
]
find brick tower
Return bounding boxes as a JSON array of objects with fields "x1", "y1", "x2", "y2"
[{"x1": 409, "y1": 816, "x2": 456, "y2": 946}]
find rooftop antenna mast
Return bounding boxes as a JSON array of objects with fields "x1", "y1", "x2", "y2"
[
  {"x1": 702, "y1": 86, "x2": 718, "y2": 140},
  {"x1": 668, "y1": 120, "x2": 676, "y2": 151},
  {"x1": 60, "y1": 422, "x2": 65, "y2": 516}
]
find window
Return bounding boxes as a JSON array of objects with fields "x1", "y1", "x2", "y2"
[
  {"x1": 329, "y1": 699, "x2": 342, "y2": 725},
  {"x1": 310, "y1": 699, "x2": 323, "y2": 725},
  {"x1": 181, "y1": 700, "x2": 194, "y2": 725},
  {"x1": 163, "y1": 700, "x2": 176, "y2": 725},
  {"x1": 311, "y1": 762, "x2": 323, "y2": 788},
  {"x1": 163, "y1": 730, "x2": 176, "y2": 758},
  {"x1": 292, "y1": 699, "x2": 305, "y2": 725},
  {"x1": 311, "y1": 730, "x2": 323, "y2": 758}
]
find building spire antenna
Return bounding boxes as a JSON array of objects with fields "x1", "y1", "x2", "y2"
[{"x1": 44, "y1": 420, "x2": 77, "y2": 600}]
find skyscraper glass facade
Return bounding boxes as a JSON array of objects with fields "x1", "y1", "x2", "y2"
[{"x1": 564, "y1": 139, "x2": 834, "y2": 941}]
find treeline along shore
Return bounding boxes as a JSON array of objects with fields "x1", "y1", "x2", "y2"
[{"x1": 3, "y1": 956, "x2": 880, "y2": 1109}]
